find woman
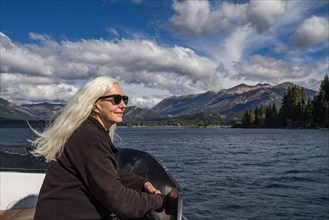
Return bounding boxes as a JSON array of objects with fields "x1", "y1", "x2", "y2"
[{"x1": 33, "y1": 76, "x2": 166, "y2": 220}]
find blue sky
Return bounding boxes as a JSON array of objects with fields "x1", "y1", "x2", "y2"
[{"x1": 1, "y1": 0, "x2": 328, "y2": 108}]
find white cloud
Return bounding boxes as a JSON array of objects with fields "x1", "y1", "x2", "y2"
[
  {"x1": 167, "y1": 0, "x2": 247, "y2": 36},
  {"x1": 246, "y1": 0, "x2": 286, "y2": 32},
  {"x1": 216, "y1": 24, "x2": 275, "y2": 74},
  {"x1": 217, "y1": 26, "x2": 253, "y2": 66},
  {"x1": 294, "y1": 78, "x2": 322, "y2": 91},
  {"x1": 289, "y1": 16, "x2": 329, "y2": 47},
  {"x1": 233, "y1": 55, "x2": 311, "y2": 82},
  {"x1": 120, "y1": 82, "x2": 170, "y2": 108},
  {"x1": 167, "y1": 0, "x2": 288, "y2": 36},
  {"x1": 0, "y1": 34, "x2": 54, "y2": 76},
  {"x1": 0, "y1": 73, "x2": 77, "y2": 104},
  {"x1": 0, "y1": 32, "x2": 226, "y2": 106}
]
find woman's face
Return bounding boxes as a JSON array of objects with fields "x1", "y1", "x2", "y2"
[{"x1": 92, "y1": 83, "x2": 127, "y2": 129}]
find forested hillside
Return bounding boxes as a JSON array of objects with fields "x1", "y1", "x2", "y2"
[{"x1": 241, "y1": 75, "x2": 329, "y2": 128}]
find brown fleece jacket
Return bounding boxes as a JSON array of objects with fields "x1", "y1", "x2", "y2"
[{"x1": 34, "y1": 116, "x2": 163, "y2": 220}]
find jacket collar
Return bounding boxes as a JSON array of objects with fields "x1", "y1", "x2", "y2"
[
  {"x1": 87, "y1": 115, "x2": 109, "y2": 135},
  {"x1": 87, "y1": 115, "x2": 118, "y2": 153}
]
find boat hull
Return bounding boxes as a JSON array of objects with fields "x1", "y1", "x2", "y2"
[{"x1": 0, "y1": 147, "x2": 183, "y2": 220}]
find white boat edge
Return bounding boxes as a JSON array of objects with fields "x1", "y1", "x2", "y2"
[{"x1": 0, "y1": 171, "x2": 45, "y2": 211}]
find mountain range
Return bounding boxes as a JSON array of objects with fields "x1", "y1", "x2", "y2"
[
  {"x1": 0, "y1": 99, "x2": 64, "y2": 126},
  {"x1": 0, "y1": 82, "x2": 317, "y2": 127},
  {"x1": 151, "y1": 82, "x2": 316, "y2": 116}
]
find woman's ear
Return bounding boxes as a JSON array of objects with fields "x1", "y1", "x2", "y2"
[{"x1": 92, "y1": 103, "x2": 101, "y2": 114}]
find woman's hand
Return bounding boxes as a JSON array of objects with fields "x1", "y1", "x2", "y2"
[{"x1": 144, "y1": 182, "x2": 161, "y2": 194}]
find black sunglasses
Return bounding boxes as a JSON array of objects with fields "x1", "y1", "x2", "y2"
[{"x1": 98, "y1": 94, "x2": 129, "y2": 105}]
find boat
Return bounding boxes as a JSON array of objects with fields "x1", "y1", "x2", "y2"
[{"x1": 0, "y1": 146, "x2": 183, "y2": 220}]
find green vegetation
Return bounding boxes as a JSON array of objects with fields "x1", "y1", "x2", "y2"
[
  {"x1": 240, "y1": 74, "x2": 329, "y2": 129},
  {"x1": 120, "y1": 112, "x2": 224, "y2": 128}
]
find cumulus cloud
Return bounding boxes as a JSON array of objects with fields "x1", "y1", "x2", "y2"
[
  {"x1": 246, "y1": 0, "x2": 286, "y2": 32},
  {"x1": 0, "y1": 73, "x2": 77, "y2": 104},
  {"x1": 0, "y1": 33, "x2": 54, "y2": 76},
  {"x1": 167, "y1": 0, "x2": 247, "y2": 36},
  {"x1": 233, "y1": 55, "x2": 311, "y2": 82},
  {"x1": 294, "y1": 78, "x2": 322, "y2": 91},
  {"x1": 167, "y1": 0, "x2": 288, "y2": 36},
  {"x1": 0, "y1": 32, "x2": 226, "y2": 105},
  {"x1": 289, "y1": 16, "x2": 329, "y2": 47}
]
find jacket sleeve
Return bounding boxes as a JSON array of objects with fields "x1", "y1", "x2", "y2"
[
  {"x1": 73, "y1": 129, "x2": 164, "y2": 218},
  {"x1": 118, "y1": 168, "x2": 148, "y2": 191}
]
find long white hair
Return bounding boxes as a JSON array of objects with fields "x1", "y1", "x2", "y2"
[{"x1": 32, "y1": 76, "x2": 119, "y2": 162}]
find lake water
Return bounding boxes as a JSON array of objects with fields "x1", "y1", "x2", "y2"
[{"x1": 1, "y1": 127, "x2": 328, "y2": 220}]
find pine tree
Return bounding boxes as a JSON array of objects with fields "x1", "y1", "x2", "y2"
[
  {"x1": 242, "y1": 109, "x2": 252, "y2": 128},
  {"x1": 304, "y1": 98, "x2": 314, "y2": 128},
  {"x1": 322, "y1": 74, "x2": 329, "y2": 102},
  {"x1": 314, "y1": 74, "x2": 329, "y2": 128},
  {"x1": 254, "y1": 106, "x2": 261, "y2": 126},
  {"x1": 279, "y1": 86, "x2": 307, "y2": 128},
  {"x1": 272, "y1": 103, "x2": 278, "y2": 123},
  {"x1": 265, "y1": 103, "x2": 278, "y2": 128}
]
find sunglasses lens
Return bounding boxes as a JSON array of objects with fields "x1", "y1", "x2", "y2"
[
  {"x1": 113, "y1": 95, "x2": 128, "y2": 105},
  {"x1": 113, "y1": 95, "x2": 121, "y2": 105},
  {"x1": 123, "y1": 96, "x2": 128, "y2": 105}
]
